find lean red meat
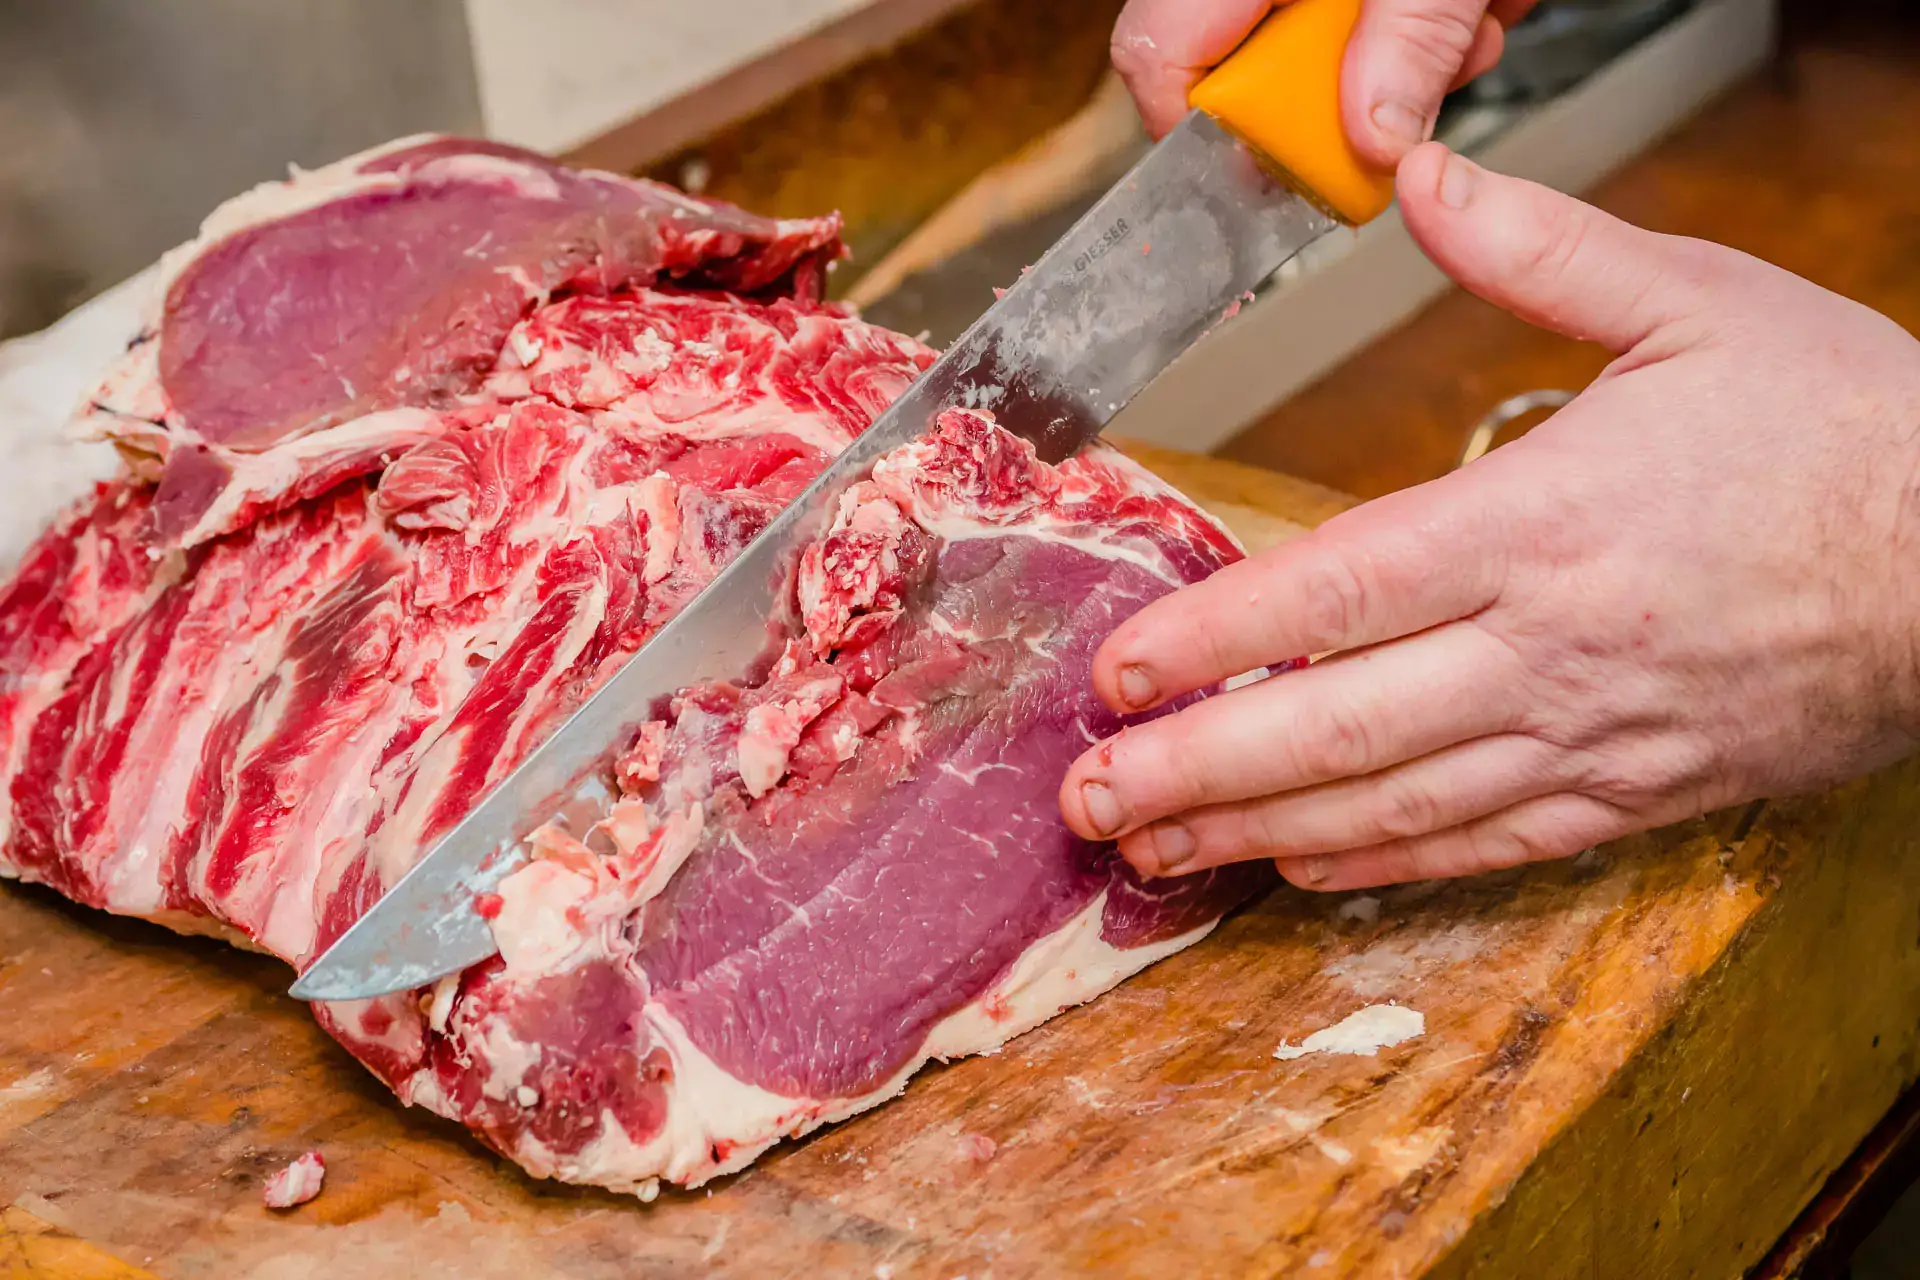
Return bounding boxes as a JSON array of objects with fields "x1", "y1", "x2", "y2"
[{"x1": 0, "y1": 137, "x2": 1270, "y2": 1196}]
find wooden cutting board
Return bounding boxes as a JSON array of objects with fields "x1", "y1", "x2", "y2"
[{"x1": 4, "y1": 444, "x2": 1918, "y2": 1280}]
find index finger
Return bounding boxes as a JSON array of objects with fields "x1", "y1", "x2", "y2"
[
  {"x1": 1091, "y1": 479, "x2": 1506, "y2": 714},
  {"x1": 1111, "y1": 0, "x2": 1277, "y2": 137}
]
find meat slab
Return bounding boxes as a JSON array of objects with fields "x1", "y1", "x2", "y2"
[{"x1": 0, "y1": 136, "x2": 1271, "y2": 1197}]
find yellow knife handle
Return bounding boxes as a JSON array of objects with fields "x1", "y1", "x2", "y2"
[{"x1": 1189, "y1": 0, "x2": 1396, "y2": 226}]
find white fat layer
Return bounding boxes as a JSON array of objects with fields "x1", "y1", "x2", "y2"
[
  {"x1": 0, "y1": 266, "x2": 151, "y2": 567},
  {"x1": 194, "y1": 136, "x2": 438, "y2": 258},
  {"x1": 1274, "y1": 1003, "x2": 1426, "y2": 1061},
  {"x1": 932, "y1": 506, "x2": 1207, "y2": 585},
  {"x1": 166, "y1": 409, "x2": 444, "y2": 546},
  {"x1": 94, "y1": 556, "x2": 326, "y2": 917},
  {"x1": 491, "y1": 860, "x2": 600, "y2": 977},
  {"x1": 262, "y1": 1151, "x2": 327, "y2": 1207},
  {"x1": 597, "y1": 399, "x2": 855, "y2": 457},
  {"x1": 122, "y1": 907, "x2": 265, "y2": 953},
  {"x1": 255, "y1": 711, "x2": 404, "y2": 959},
  {"x1": 427, "y1": 974, "x2": 461, "y2": 1034},
  {"x1": 628, "y1": 804, "x2": 704, "y2": 904},
  {"x1": 369, "y1": 573, "x2": 609, "y2": 889},
  {"x1": 68, "y1": 337, "x2": 167, "y2": 445},
  {"x1": 898, "y1": 455, "x2": 1240, "y2": 583},
  {"x1": 488, "y1": 800, "x2": 704, "y2": 983},
  {"x1": 474, "y1": 891, "x2": 1217, "y2": 1190},
  {"x1": 467, "y1": 1009, "x2": 548, "y2": 1104},
  {"x1": 566, "y1": 1112, "x2": 664, "y2": 1198},
  {"x1": 633, "y1": 475, "x2": 682, "y2": 583},
  {"x1": 0, "y1": 513, "x2": 184, "y2": 860},
  {"x1": 99, "y1": 735, "x2": 213, "y2": 914}
]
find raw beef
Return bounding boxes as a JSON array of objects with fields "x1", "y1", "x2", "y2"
[
  {"x1": 75, "y1": 134, "x2": 842, "y2": 550},
  {"x1": 0, "y1": 136, "x2": 1270, "y2": 1197},
  {"x1": 261, "y1": 1151, "x2": 327, "y2": 1209}
]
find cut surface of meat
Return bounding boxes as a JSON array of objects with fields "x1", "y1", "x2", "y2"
[
  {"x1": 0, "y1": 136, "x2": 1272, "y2": 1197},
  {"x1": 75, "y1": 135, "x2": 842, "y2": 550}
]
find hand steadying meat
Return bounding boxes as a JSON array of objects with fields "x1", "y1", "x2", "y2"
[{"x1": 1061, "y1": 0, "x2": 1920, "y2": 891}]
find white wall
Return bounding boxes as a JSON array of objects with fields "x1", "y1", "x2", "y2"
[{"x1": 464, "y1": 0, "x2": 878, "y2": 155}]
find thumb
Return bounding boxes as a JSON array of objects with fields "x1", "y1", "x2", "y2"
[{"x1": 1396, "y1": 142, "x2": 1714, "y2": 353}]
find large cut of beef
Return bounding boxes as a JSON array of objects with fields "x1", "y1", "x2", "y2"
[{"x1": 0, "y1": 136, "x2": 1270, "y2": 1196}]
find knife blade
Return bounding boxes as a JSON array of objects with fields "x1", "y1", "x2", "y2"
[{"x1": 289, "y1": 0, "x2": 1390, "y2": 1002}]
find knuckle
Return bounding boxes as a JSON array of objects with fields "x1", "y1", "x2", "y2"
[
  {"x1": 1370, "y1": 774, "x2": 1446, "y2": 841},
  {"x1": 1299, "y1": 550, "x2": 1373, "y2": 650},
  {"x1": 1517, "y1": 197, "x2": 1595, "y2": 285},
  {"x1": 1239, "y1": 801, "x2": 1293, "y2": 858},
  {"x1": 1484, "y1": 800, "x2": 1615, "y2": 870},
  {"x1": 1479, "y1": 827, "x2": 1547, "y2": 871},
  {"x1": 1661, "y1": 233, "x2": 1747, "y2": 294},
  {"x1": 1291, "y1": 696, "x2": 1379, "y2": 782},
  {"x1": 1394, "y1": 838, "x2": 1455, "y2": 881},
  {"x1": 1151, "y1": 731, "x2": 1218, "y2": 813},
  {"x1": 1519, "y1": 702, "x2": 1608, "y2": 754},
  {"x1": 1586, "y1": 758, "x2": 1661, "y2": 805},
  {"x1": 1575, "y1": 734, "x2": 1715, "y2": 807},
  {"x1": 1373, "y1": 844, "x2": 1428, "y2": 886},
  {"x1": 1182, "y1": 813, "x2": 1245, "y2": 867},
  {"x1": 1423, "y1": 827, "x2": 1514, "y2": 878},
  {"x1": 1512, "y1": 822, "x2": 1583, "y2": 867},
  {"x1": 1384, "y1": 2, "x2": 1487, "y2": 76},
  {"x1": 1192, "y1": 617, "x2": 1241, "y2": 686}
]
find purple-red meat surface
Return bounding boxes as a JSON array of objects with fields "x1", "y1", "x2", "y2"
[{"x1": 0, "y1": 136, "x2": 1269, "y2": 1195}]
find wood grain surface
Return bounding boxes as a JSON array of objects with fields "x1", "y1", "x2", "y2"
[{"x1": 5, "y1": 448, "x2": 1919, "y2": 1278}]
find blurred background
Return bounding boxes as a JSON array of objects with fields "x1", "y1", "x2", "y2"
[
  {"x1": 0, "y1": 0, "x2": 1793, "y2": 335},
  {"x1": 6, "y1": 0, "x2": 1905, "y2": 498}
]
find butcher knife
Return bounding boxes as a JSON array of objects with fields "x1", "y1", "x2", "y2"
[{"x1": 290, "y1": 0, "x2": 1396, "y2": 1001}]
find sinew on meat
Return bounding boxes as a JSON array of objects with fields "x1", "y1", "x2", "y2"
[{"x1": 0, "y1": 136, "x2": 1272, "y2": 1197}]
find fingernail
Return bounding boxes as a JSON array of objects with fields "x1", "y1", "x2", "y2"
[
  {"x1": 1116, "y1": 664, "x2": 1157, "y2": 709},
  {"x1": 1438, "y1": 151, "x2": 1479, "y2": 210},
  {"x1": 1300, "y1": 856, "x2": 1331, "y2": 886},
  {"x1": 1370, "y1": 99, "x2": 1430, "y2": 153},
  {"x1": 1080, "y1": 781, "x2": 1124, "y2": 837},
  {"x1": 1150, "y1": 820, "x2": 1196, "y2": 873}
]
